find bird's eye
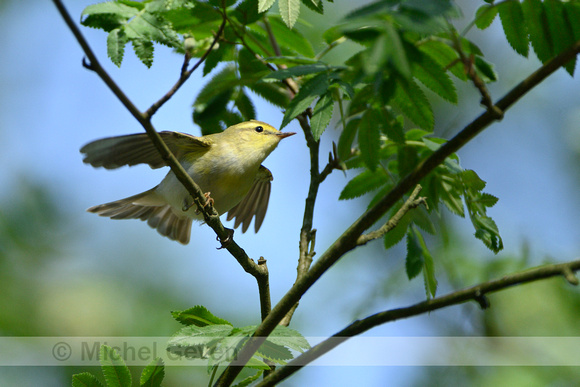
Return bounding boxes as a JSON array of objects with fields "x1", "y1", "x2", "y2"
[{"x1": 255, "y1": 126, "x2": 264, "y2": 133}]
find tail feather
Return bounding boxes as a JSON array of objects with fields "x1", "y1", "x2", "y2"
[{"x1": 88, "y1": 190, "x2": 192, "y2": 244}]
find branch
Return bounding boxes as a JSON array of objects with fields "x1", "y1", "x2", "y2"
[
  {"x1": 53, "y1": 0, "x2": 267, "y2": 281},
  {"x1": 356, "y1": 184, "x2": 426, "y2": 246},
  {"x1": 214, "y1": 39, "x2": 580, "y2": 386},
  {"x1": 257, "y1": 258, "x2": 580, "y2": 385},
  {"x1": 145, "y1": 18, "x2": 227, "y2": 118}
]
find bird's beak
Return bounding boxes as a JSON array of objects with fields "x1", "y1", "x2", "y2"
[{"x1": 277, "y1": 132, "x2": 296, "y2": 139}]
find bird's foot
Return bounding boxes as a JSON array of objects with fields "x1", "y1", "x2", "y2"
[{"x1": 217, "y1": 228, "x2": 235, "y2": 250}]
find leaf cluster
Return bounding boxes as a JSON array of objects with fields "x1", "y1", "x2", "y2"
[
  {"x1": 169, "y1": 306, "x2": 310, "y2": 385},
  {"x1": 72, "y1": 346, "x2": 165, "y2": 387},
  {"x1": 476, "y1": 0, "x2": 580, "y2": 75}
]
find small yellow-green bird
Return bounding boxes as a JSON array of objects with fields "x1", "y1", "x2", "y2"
[{"x1": 81, "y1": 120, "x2": 295, "y2": 245}]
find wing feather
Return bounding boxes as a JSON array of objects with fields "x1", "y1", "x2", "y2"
[
  {"x1": 226, "y1": 166, "x2": 273, "y2": 233},
  {"x1": 80, "y1": 131, "x2": 211, "y2": 169}
]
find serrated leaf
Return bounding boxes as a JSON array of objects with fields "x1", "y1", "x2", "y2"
[
  {"x1": 405, "y1": 228, "x2": 423, "y2": 279},
  {"x1": 280, "y1": 72, "x2": 329, "y2": 128},
  {"x1": 412, "y1": 206, "x2": 435, "y2": 235},
  {"x1": 440, "y1": 179, "x2": 464, "y2": 216},
  {"x1": 499, "y1": 0, "x2": 529, "y2": 57},
  {"x1": 265, "y1": 16, "x2": 315, "y2": 57},
  {"x1": 311, "y1": 92, "x2": 334, "y2": 140},
  {"x1": 411, "y1": 48, "x2": 458, "y2": 103},
  {"x1": 419, "y1": 230, "x2": 437, "y2": 298},
  {"x1": 100, "y1": 346, "x2": 131, "y2": 387},
  {"x1": 338, "y1": 118, "x2": 360, "y2": 161},
  {"x1": 279, "y1": 0, "x2": 300, "y2": 29},
  {"x1": 232, "y1": 371, "x2": 264, "y2": 387},
  {"x1": 339, "y1": 169, "x2": 388, "y2": 200},
  {"x1": 171, "y1": 305, "x2": 233, "y2": 327},
  {"x1": 257, "y1": 340, "x2": 293, "y2": 363},
  {"x1": 235, "y1": 91, "x2": 256, "y2": 120},
  {"x1": 474, "y1": 56, "x2": 497, "y2": 82},
  {"x1": 473, "y1": 216, "x2": 503, "y2": 253},
  {"x1": 131, "y1": 39, "x2": 154, "y2": 68},
  {"x1": 384, "y1": 208, "x2": 413, "y2": 249},
  {"x1": 392, "y1": 78, "x2": 434, "y2": 131},
  {"x1": 522, "y1": 0, "x2": 553, "y2": 63},
  {"x1": 301, "y1": 0, "x2": 323, "y2": 14},
  {"x1": 419, "y1": 40, "x2": 466, "y2": 81},
  {"x1": 544, "y1": 0, "x2": 576, "y2": 75},
  {"x1": 249, "y1": 82, "x2": 291, "y2": 109},
  {"x1": 478, "y1": 192, "x2": 499, "y2": 207},
  {"x1": 358, "y1": 108, "x2": 382, "y2": 171},
  {"x1": 267, "y1": 326, "x2": 311, "y2": 353},
  {"x1": 140, "y1": 358, "x2": 165, "y2": 387},
  {"x1": 258, "y1": 0, "x2": 276, "y2": 13},
  {"x1": 461, "y1": 169, "x2": 486, "y2": 191},
  {"x1": 263, "y1": 63, "x2": 330, "y2": 80},
  {"x1": 107, "y1": 29, "x2": 127, "y2": 67},
  {"x1": 72, "y1": 373, "x2": 104, "y2": 387},
  {"x1": 475, "y1": 4, "x2": 498, "y2": 30}
]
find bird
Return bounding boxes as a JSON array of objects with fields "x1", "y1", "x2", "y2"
[{"x1": 80, "y1": 120, "x2": 295, "y2": 244}]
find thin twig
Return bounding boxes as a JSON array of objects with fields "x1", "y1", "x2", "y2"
[
  {"x1": 357, "y1": 184, "x2": 426, "y2": 246},
  {"x1": 145, "y1": 18, "x2": 227, "y2": 118},
  {"x1": 214, "y1": 39, "x2": 580, "y2": 386},
  {"x1": 256, "y1": 258, "x2": 580, "y2": 386},
  {"x1": 53, "y1": 0, "x2": 267, "y2": 281}
]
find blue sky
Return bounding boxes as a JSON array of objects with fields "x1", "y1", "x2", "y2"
[{"x1": 2, "y1": 1, "x2": 580, "y2": 386}]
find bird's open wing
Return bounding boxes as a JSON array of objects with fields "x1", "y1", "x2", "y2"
[
  {"x1": 226, "y1": 165, "x2": 273, "y2": 233},
  {"x1": 80, "y1": 131, "x2": 211, "y2": 169}
]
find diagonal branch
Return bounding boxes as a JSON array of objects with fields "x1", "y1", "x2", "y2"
[
  {"x1": 53, "y1": 0, "x2": 266, "y2": 281},
  {"x1": 257, "y1": 258, "x2": 580, "y2": 386},
  {"x1": 357, "y1": 184, "x2": 426, "y2": 246},
  {"x1": 214, "y1": 39, "x2": 580, "y2": 386}
]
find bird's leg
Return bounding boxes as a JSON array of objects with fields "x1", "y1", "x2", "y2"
[
  {"x1": 183, "y1": 192, "x2": 214, "y2": 213},
  {"x1": 216, "y1": 228, "x2": 235, "y2": 250}
]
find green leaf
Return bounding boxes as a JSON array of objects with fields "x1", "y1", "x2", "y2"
[
  {"x1": 405, "y1": 228, "x2": 423, "y2": 279},
  {"x1": 235, "y1": 91, "x2": 257, "y2": 121},
  {"x1": 392, "y1": 78, "x2": 434, "y2": 131},
  {"x1": 72, "y1": 373, "x2": 104, "y2": 387},
  {"x1": 263, "y1": 63, "x2": 330, "y2": 80},
  {"x1": 140, "y1": 358, "x2": 165, "y2": 387},
  {"x1": 232, "y1": 371, "x2": 264, "y2": 387},
  {"x1": 412, "y1": 206, "x2": 435, "y2": 235},
  {"x1": 249, "y1": 82, "x2": 291, "y2": 109},
  {"x1": 257, "y1": 340, "x2": 293, "y2": 363},
  {"x1": 311, "y1": 92, "x2": 334, "y2": 140},
  {"x1": 279, "y1": 0, "x2": 301, "y2": 28},
  {"x1": 544, "y1": 0, "x2": 576, "y2": 75},
  {"x1": 440, "y1": 178, "x2": 464, "y2": 216},
  {"x1": 258, "y1": 0, "x2": 276, "y2": 13},
  {"x1": 523, "y1": 0, "x2": 553, "y2": 64},
  {"x1": 379, "y1": 107, "x2": 406, "y2": 143},
  {"x1": 168, "y1": 325, "x2": 235, "y2": 359},
  {"x1": 301, "y1": 0, "x2": 324, "y2": 14},
  {"x1": 383, "y1": 208, "x2": 413, "y2": 250},
  {"x1": 358, "y1": 108, "x2": 382, "y2": 171},
  {"x1": 107, "y1": 29, "x2": 127, "y2": 67},
  {"x1": 498, "y1": 0, "x2": 529, "y2": 57},
  {"x1": 338, "y1": 118, "x2": 360, "y2": 161},
  {"x1": 265, "y1": 16, "x2": 315, "y2": 58},
  {"x1": 100, "y1": 346, "x2": 131, "y2": 387},
  {"x1": 131, "y1": 39, "x2": 154, "y2": 68},
  {"x1": 339, "y1": 169, "x2": 389, "y2": 200},
  {"x1": 171, "y1": 305, "x2": 232, "y2": 327},
  {"x1": 280, "y1": 72, "x2": 329, "y2": 128},
  {"x1": 475, "y1": 4, "x2": 498, "y2": 30},
  {"x1": 461, "y1": 169, "x2": 486, "y2": 191},
  {"x1": 419, "y1": 39, "x2": 466, "y2": 81},
  {"x1": 410, "y1": 47, "x2": 458, "y2": 103},
  {"x1": 81, "y1": 2, "x2": 138, "y2": 31},
  {"x1": 417, "y1": 230, "x2": 437, "y2": 298},
  {"x1": 267, "y1": 326, "x2": 311, "y2": 353}
]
